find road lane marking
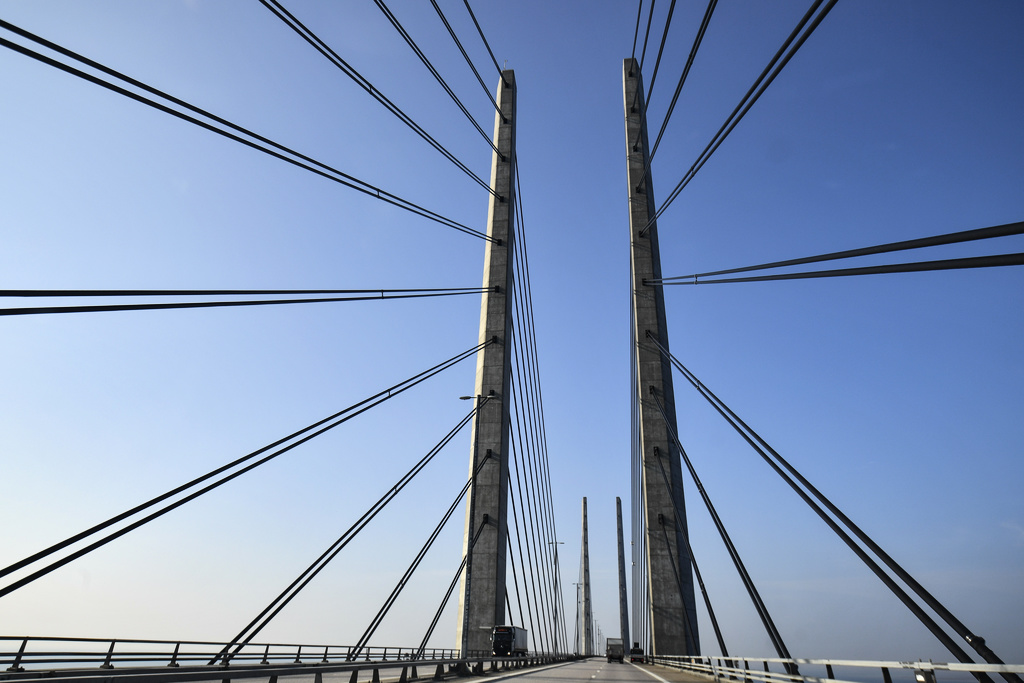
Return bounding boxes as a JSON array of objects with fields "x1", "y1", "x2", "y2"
[{"x1": 630, "y1": 663, "x2": 673, "y2": 683}]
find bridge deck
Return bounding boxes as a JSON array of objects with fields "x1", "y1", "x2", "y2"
[{"x1": 171, "y1": 660, "x2": 710, "y2": 683}]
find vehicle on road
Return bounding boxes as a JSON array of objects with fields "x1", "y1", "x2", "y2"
[
  {"x1": 606, "y1": 637, "x2": 624, "y2": 662},
  {"x1": 629, "y1": 643, "x2": 644, "y2": 663},
  {"x1": 491, "y1": 625, "x2": 528, "y2": 657}
]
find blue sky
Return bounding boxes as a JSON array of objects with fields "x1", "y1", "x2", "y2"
[{"x1": 1, "y1": 0, "x2": 1022, "y2": 664}]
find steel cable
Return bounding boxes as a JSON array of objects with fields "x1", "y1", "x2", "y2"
[
  {"x1": 647, "y1": 386, "x2": 793, "y2": 664},
  {"x1": 260, "y1": 0, "x2": 495, "y2": 197},
  {"x1": 638, "y1": 0, "x2": 657, "y2": 74},
  {"x1": 653, "y1": 508, "x2": 699, "y2": 654},
  {"x1": 0, "y1": 288, "x2": 489, "y2": 317},
  {"x1": 352, "y1": 446, "x2": 492, "y2": 658},
  {"x1": 642, "y1": 0, "x2": 838, "y2": 235},
  {"x1": 642, "y1": 0, "x2": 677, "y2": 112},
  {"x1": 653, "y1": 253, "x2": 1024, "y2": 285},
  {"x1": 429, "y1": 0, "x2": 503, "y2": 121},
  {"x1": 3, "y1": 287, "x2": 487, "y2": 298},
  {"x1": 627, "y1": 0, "x2": 677, "y2": 121},
  {"x1": 219, "y1": 402, "x2": 486, "y2": 661},
  {"x1": 509, "y1": 254, "x2": 555, "y2": 652},
  {"x1": 508, "y1": 370, "x2": 553, "y2": 653},
  {"x1": 630, "y1": 0, "x2": 645, "y2": 63},
  {"x1": 509, "y1": 344, "x2": 547, "y2": 651},
  {"x1": 514, "y1": 347, "x2": 555, "y2": 652},
  {"x1": 0, "y1": 25, "x2": 487, "y2": 244},
  {"x1": 646, "y1": 334, "x2": 1006, "y2": 681},
  {"x1": 461, "y1": 0, "x2": 503, "y2": 81},
  {"x1": 506, "y1": 448, "x2": 539, "y2": 653},
  {"x1": 0, "y1": 340, "x2": 491, "y2": 592},
  {"x1": 506, "y1": 533, "x2": 527, "y2": 631},
  {"x1": 512, "y1": 158, "x2": 561, "y2": 651},
  {"x1": 651, "y1": 220, "x2": 1024, "y2": 283},
  {"x1": 504, "y1": 184, "x2": 548, "y2": 654},
  {"x1": 373, "y1": 0, "x2": 502, "y2": 160},
  {"x1": 416, "y1": 521, "x2": 486, "y2": 659},
  {"x1": 649, "y1": 451, "x2": 730, "y2": 657},
  {"x1": 635, "y1": 0, "x2": 719, "y2": 183},
  {"x1": 0, "y1": 21, "x2": 489, "y2": 242},
  {"x1": 512, "y1": 165, "x2": 566, "y2": 652}
]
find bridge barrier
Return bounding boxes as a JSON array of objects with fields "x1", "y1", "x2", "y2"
[
  {"x1": 0, "y1": 637, "x2": 464, "y2": 671},
  {"x1": 647, "y1": 655, "x2": 1024, "y2": 683},
  {"x1": 0, "y1": 636, "x2": 577, "y2": 683}
]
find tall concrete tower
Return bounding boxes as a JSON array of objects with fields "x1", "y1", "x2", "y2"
[
  {"x1": 616, "y1": 497, "x2": 631, "y2": 649},
  {"x1": 623, "y1": 58, "x2": 700, "y2": 655},
  {"x1": 581, "y1": 497, "x2": 593, "y2": 656},
  {"x1": 456, "y1": 70, "x2": 517, "y2": 656}
]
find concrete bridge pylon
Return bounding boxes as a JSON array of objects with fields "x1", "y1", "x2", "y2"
[
  {"x1": 623, "y1": 57, "x2": 700, "y2": 656},
  {"x1": 455, "y1": 70, "x2": 517, "y2": 657},
  {"x1": 581, "y1": 497, "x2": 593, "y2": 657}
]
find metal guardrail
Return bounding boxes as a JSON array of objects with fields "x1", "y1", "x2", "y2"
[
  {"x1": 0, "y1": 636, "x2": 458, "y2": 671},
  {"x1": 647, "y1": 655, "x2": 1024, "y2": 683},
  {"x1": 0, "y1": 636, "x2": 572, "y2": 683}
]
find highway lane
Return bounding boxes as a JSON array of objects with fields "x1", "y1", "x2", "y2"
[
  {"x1": 179, "y1": 658, "x2": 709, "y2": 683},
  {"x1": 477, "y1": 658, "x2": 707, "y2": 683}
]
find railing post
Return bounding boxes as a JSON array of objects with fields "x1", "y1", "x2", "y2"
[
  {"x1": 915, "y1": 670, "x2": 937, "y2": 683},
  {"x1": 6, "y1": 639, "x2": 28, "y2": 672},
  {"x1": 100, "y1": 640, "x2": 116, "y2": 669},
  {"x1": 168, "y1": 642, "x2": 180, "y2": 668}
]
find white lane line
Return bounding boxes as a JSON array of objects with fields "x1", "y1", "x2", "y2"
[
  {"x1": 477, "y1": 659, "x2": 578, "y2": 683},
  {"x1": 630, "y1": 663, "x2": 673, "y2": 683}
]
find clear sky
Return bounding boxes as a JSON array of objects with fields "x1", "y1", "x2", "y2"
[{"x1": 1, "y1": 0, "x2": 1022, "y2": 664}]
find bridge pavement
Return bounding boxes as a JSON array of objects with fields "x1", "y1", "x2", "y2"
[
  {"x1": 507, "y1": 659, "x2": 709, "y2": 683},
  {"x1": 185, "y1": 659, "x2": 711, "y2": 683}
]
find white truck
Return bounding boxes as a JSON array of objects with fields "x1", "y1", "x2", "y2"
[
  {"x1": 605, "y1": 637, "x2": 624, "y2": 662},
  {"x1": 491, "y1": 625, "x2": 528, "y2": 656}
]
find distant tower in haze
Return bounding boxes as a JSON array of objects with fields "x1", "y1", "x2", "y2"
[
  {"x1": 581, "y1": 497, "x2": 593, "y2": 656},
  {"x1": 616, "y1": 496, "x2": 631, "y2": 648}
]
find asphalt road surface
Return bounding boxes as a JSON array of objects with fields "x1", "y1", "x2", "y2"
[
  {"x1": 186, "y1": 658, "x2": 709, "y2": 683},
  {"x1": 475, "y1": 658, "x2": 708, "y2": 683}
]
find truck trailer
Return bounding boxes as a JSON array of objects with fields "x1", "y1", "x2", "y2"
[
  {"x1": 491, "y1": 625, "x2": 528, "y2": 657},
  {"x1": 605, "y1": 637, "x2": 624, "y2": 663}
]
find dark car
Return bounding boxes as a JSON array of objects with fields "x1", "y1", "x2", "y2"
[{"x1": 629, "y1": 646, "x2": 644, "y2": 663}]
